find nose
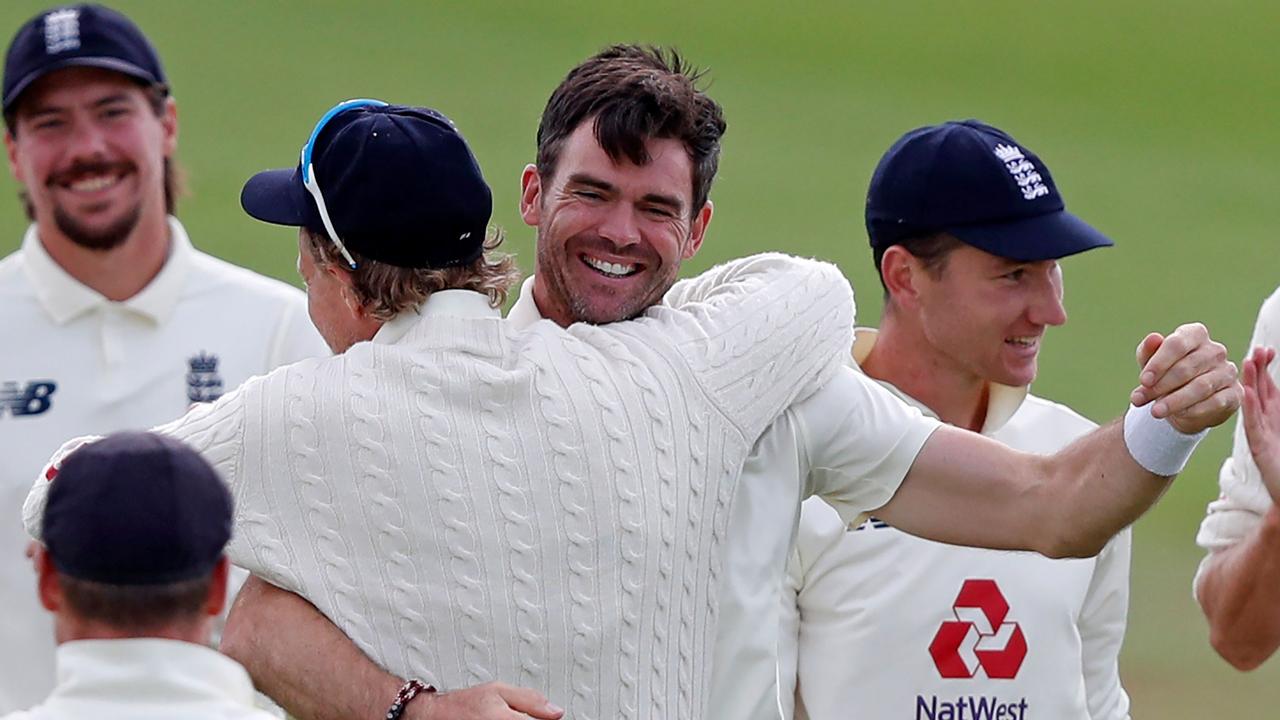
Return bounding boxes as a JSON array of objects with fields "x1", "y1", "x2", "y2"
[
  {"x1": 65, "y1": 117, "x2": 109, "y2": 163},
  {"x1": 595, "y1": 200, "x2": 641, "y2": 248},
  {"x1": 1028, "y1": 274, "x2": 1068, "y2": 327}
]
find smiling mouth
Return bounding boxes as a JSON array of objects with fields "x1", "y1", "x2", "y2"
[
  {"x1": 49, "y1": 161, "x2": 134, "y2": 196},
  {"x1": 65, "y1": 174, "x2": 124, "y2": 193},
  {"x1": 1007, "y1": 336, "x2": 1039, "y2": 348},
  {"x1": 582, "y1": 254, "x2": 640, "y2": 278}
]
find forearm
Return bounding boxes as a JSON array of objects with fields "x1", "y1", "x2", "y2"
[
  {"x1": 881, "y1": 422, "x2": 1171, "y2": 558},
  {"x1": 221, "y1": 575, "x2": 401, "y2": 720},
  {"x1": 1033, "y1": 419, "x2": 1173, "y2": 558},
  {"x1": 1197, "y1": 505, "x2": 1280, "y2": 670}
]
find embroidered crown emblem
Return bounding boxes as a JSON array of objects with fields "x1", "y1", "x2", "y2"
[
  {"x1": 188, "y1": 352, "x2": 219, "y2": 373},
  {"x1": 43, "y1": 8, "x2": 80, "y2": 55},
  {"x1": 186, "y1": 352, "x2": 224, "y2": 404},
  {"x1": 992, "y1": 144, "x2": 1025, "y2": 163}
]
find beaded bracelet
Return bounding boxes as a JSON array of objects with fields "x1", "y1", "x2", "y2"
[{"x1": 386, "y1": 679, "x2": 435, "y2": 720}]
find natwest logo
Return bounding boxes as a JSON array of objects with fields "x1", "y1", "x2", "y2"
[{"x1": 929, "y1": 579, "x2": 1027, "y2": 679}]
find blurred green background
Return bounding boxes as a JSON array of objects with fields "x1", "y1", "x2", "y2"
[{"x1": 1, "y1": 1, "x2": 1276, "y2": 715}]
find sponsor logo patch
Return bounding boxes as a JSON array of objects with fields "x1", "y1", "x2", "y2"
[
  {"x1": 928, "y1": 578, "x2": 1027, "y2": 679},
  {"x1": 0, "y1": 380, "x2": 57, "y2": 418}
]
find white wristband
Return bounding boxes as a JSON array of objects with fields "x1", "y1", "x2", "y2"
[{"x1": 1123, "y1": 404, "x2": 1208, "y2": 476}]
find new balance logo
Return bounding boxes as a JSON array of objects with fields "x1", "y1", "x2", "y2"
[
  {"x1": 43, "y1": 8, "x2": 80, "y2": 54},
  {"x1": 0, "y1": 380, "x2": 57, "y2": 418},
  {"x1": 851, "y1": 516, "x2": 891, "y2": 532},
  {"x1": 928, "y1": 579, "x2": 1027, "y2": 679}
]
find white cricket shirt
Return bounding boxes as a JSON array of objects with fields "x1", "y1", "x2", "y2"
[
  {"x1": 778, "y1": 329, "x2": 1132, "y2": 720},
  {"x1": 0, "y1": 638, "x2": 278, "y2": 720},
  {"x1": 509, "y1": 280, "x2": 942, "y2": 720},
  {"x1": 1195, "y1": 286, "x2": 1280, "y2": 589},
  {"x1": 0, "y1": 219, "x2": 327, "y2": 713},
  {"x1": 29, "y1": 253, "x2": 863, "y2": 720}
]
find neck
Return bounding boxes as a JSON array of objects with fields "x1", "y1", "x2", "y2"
[
  {"x1": 861, "y1": 313, "x2": 990, "y2": 432},
  {"x1": 56, "y1": 614, "x2": 211, "y2": 646},
  {"x1": 37, "y1": 211, "x2": 172, "y2": 302},
  {"x1": 531, "y1": 276, "x2": 572, "y2": 328}
]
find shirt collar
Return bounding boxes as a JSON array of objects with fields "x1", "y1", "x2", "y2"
[
  {"x1": 852, "y1": 327, "x2": 1028, "y2": 435},
  {"x1": 20, "y1": 216, "x2": 193, "y2": 326},
  {"x1": 53, "y1": 638, "x2": 256, "y2": 707},
  {"x1": 373, "y1": 289, "x2": 502, "y2": 345},
  {"x1": 507, "y1": 275, "x2": 544, "y2": 330}
]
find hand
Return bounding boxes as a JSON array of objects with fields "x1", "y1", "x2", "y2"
[
  {"x1": 1130, "y1": 323, "x2": 1241, "y2": 434},
  {"x1": 1241, "y1": 346, "x2": 1280, "y2": 504},
  {"x1": 413, "y1": 682, "x2": 564, "y2": 720}
]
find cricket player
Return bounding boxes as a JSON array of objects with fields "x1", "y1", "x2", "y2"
[
  {"x1": 1196, "y1": 289, "x2": 1280, "y2": 670},
  {"x1": 198, "y1": 48, "x2": 1240, "y2": 720},
  {"x1": 779, "y1": 120, "x2": 1130, "y2": 720},
  {"x1": 4, "y1": 432, "x2": 276, "y2": 720},
  {"x1": 0, "y1": 4, "x2": 326, "y2": 711}
]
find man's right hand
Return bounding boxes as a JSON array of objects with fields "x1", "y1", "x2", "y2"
[
  {"x1": 1131, "y1": 322, "x2": 1239, "y2": 434},
  {"x1": 414, "y1": 682, "x2": 564, "y2": 720},
  {"x1": 1241, "y1": 346, "x2": 1280, "y2": 505}
]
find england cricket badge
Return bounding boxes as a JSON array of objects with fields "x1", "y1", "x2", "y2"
[{"x1": 186, "y1": 351, "x2": 224, "y2": 403}]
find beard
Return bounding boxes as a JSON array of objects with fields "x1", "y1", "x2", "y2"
[
  {"x1": 53, "y1": 201, "x2": 142, "y2": 251},
  {"x1": 45, "y1": 160, "x2": 142, "y2": 251},
  {"x1": 535, "y1": 228, "x2": 679, "y2": 325}
]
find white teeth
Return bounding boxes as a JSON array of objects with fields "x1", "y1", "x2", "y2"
[
  {"x1": 68, "y1": 175, "x2": 118, "y2": 193},
  {"x1": 584, "y1": 256, "x2": 638, "y2": 278},
  {"x1": 1008, "y1": 337, "x2": 1037, "y2": 347}
]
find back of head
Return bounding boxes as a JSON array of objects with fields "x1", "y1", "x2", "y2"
[
  {"x1": 536, "y1": 44, "x2": 727, "y2": 214},
  {"x1": 41, "y1": 431, "x2": 232, "y2": 636},
  {"x1": 241, "y1": 101, "x2": 519, "y2": 320}
]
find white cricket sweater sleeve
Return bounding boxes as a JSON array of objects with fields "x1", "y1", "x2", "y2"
[
  {"x1": 1196, "y1": 287, "x2": 1280, "y2": 562},
  {"x1": 650, "y1": 252, "x2": 855, "y2": 444},
  {"x1": 24, "y1": 378, "x2": 254, "y2": 544},
  {"x1": 1078, "y1": 529, "x2": 1132, "y2": 720},
  {"x1": 794, "y1": 367, "x2": 940, "y2": 525}
]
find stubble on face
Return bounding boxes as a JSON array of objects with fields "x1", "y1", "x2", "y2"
[
  {"x1": 45, "y1": 159, "x2": 143, "y2": 251},
  {"x1": 535, "y1": 223, "x2": 683, "y2": 325}
]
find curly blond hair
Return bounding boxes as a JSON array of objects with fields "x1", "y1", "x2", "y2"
[{"x1": 303, "y1": 227, "x2": 521, "y2": 321}]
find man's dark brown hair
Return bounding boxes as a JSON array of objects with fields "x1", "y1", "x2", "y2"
[
  {"x1": 873, "y1": 231, "x2": 967, "y2": 299},
  {"x1": 535, "y1": 44, "x2": 727, "y2": 216}
]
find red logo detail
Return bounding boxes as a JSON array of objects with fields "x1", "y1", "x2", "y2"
[
  {"x1": 928, "y1": 579, "x2": 1027, "y2": 679},
  {"x1": 45, "y1": 463, "x2": 58, "y2": 482}
]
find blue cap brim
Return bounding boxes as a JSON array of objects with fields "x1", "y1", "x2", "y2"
[
  {"x1": 950, "y1": 210, "x2": 1113, "y2": 262},
  {"x1": 240, "y1": 167, "x2": 315, "y2": 228},
  {"x1": 3, "y1": 56, "x2": 164, "y2": 111}
]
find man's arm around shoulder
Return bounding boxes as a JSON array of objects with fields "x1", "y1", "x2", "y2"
[{"x1": 222, "y1": 577, "x2": 564, "y2": 720}]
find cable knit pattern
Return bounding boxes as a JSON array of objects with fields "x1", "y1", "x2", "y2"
[{"x1": 24, "y1": 254, "x2": 854, "y2": 720}]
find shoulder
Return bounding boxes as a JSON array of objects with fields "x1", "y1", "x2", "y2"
[
  {"x1": 186, "y1": 250, "x2": 307, "y2": 308},
  {"x1": 0, "y1": 248, "x2": 31, "y2": 292}
]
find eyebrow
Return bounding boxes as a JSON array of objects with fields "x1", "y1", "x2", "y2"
[
  {"x1": 566, "y1": 172, "x2": 686, "y2": 214},
  {"x1": 24, "y1": 92, "x2": 133, "y2": 119}
]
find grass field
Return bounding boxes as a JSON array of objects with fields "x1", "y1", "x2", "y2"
[{"x1": 2, "y1": 1, "x2": 1277, "y2": 715}]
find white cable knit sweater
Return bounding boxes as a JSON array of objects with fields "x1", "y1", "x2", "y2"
[{"x1": 26, "y1": 253, "x2": 854, "y2": 720}]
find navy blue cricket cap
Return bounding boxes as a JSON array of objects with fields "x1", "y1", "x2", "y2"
[
  {"x1": 42, "y1": 431, "x2": 232, "y2": 586},
  {"x1": 241, "y1": 103, "x2": 492, "y2": 270},
  {"x1": 3, "y1": 4, "x2": 167, "y2": 113},
  {"x1": 865, "y1": 119, "x2": 1112, "y2": 262}
]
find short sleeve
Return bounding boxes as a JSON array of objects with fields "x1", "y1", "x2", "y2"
[{"x1": 793, "y1": 366, "x2": 940, "y2": 524}]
